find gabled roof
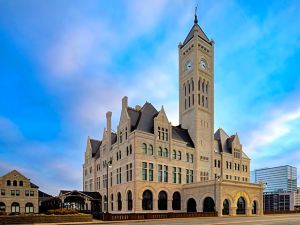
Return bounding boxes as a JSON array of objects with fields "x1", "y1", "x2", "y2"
[
  {"x1": 135, "y1": 102, "x2": 158, "y2": 133},
  {"x1": 59, "y1": 190, "x2": 101, "y2": 200},
  {"x1": 89, "y1": 139, "x2": 101, "y2": 157},
  {"x1": 182, "y1": 21, "x2": 210, "y2": 47},
  {"x1": 172, "y1": 125, "x2": 194, "y2": 148},
  {"x1": 30, "y1": 182, "x2": 39, "y2": 188}
]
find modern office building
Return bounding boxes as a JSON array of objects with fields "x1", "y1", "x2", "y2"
[
  {"x1": 83, "y1": 13, "x2": 263, "y2": 216},
  {"x1": 264, "y1": 192, "x2": 294, "y2": 212},
  {"x1": 0, "y1": 170, "x2": 39, "y2": 214},
  {"x1": 253, "y1": 165, "x2": 297, "y2": 193}
]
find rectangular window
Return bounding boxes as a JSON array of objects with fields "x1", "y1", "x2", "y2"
[
  {"x1": 119, "y1": 168, "x2": 122, "y2": 184},
  {"x1": 149, "y1": 163, "x2": 154, "y2": 181},
  {"x1": 110, "y1": 172, "x2": 113, "y2": 186},
  {"x1": 190, "y1": 170, "x2": 194, "y2": 183},
  {"x1": 164, "y1": 165, "x2": 168, "y2": 182},
  {"x1": 16, "y1": 190, "x2": 20, "y2": 196},
  {"x1": 126, "y1": 164, "x2": 129, "y2": 182},
  {"x1": 172, "y1": 167, "x2": 177, "y2": 183},
  {"x1": 1, "y1": 189, "x2": 5, "y2": 195},
  {"x1": 190, "y1": 154, "x2": 194, "y2": 163},
  {"x1": 11, "y1": 190, "x2": 15, "y2": 196},
  {"x1": 178, "y1": 168, "x2": 182, "y2": 184},
  {"x1": 30, "y1": 191, "x2": 34, "y2": 196},
  {"x1": 214, "y1": 159, "x2": 217, "y2": 167},
  {"x1": 218, "y1": 160, "x2": 221, "y2": 168},
  {"x1": 158, "y1": 164, "x2": 162, "y2": 182},
  {"x1": 25, "y1": 190, "x2": 29, "y2": 196},
  {"x1": 142, "y1": 162, "x2": 147, "y2": 180},
  {"x1": 230, "y1": 162, "x2": 232, "y2": 169},
  {"x1": 186, "y1": 169, "x2": 190, "y2": 183},
  {"x1": 226, "y1": 161, "x2": 228, "y2": 169},
  {"x1": 186, "y1": 153, "x2": 189, "y2": 162}
]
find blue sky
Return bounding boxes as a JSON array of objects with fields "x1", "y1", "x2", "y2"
[{"x1": 0, "y1": 0, "x2": 300, "y2": 195}]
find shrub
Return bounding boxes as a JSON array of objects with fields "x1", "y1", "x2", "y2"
[{"x1": 47, "y1": 209, "x2": 79, "y2": 215}]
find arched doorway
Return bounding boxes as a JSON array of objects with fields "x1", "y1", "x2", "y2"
[
  {"x1": 158, "y1": 191, "x2": 168, "y2": 210},
  {"x1": 25, "y1": 203, "x2": 34, "y2": 213},
  {"x1": 127, "y1": 191, "x2": 133, "y2": 211},
  {"x1": 0, "y1": 202, "x2": 5, "y2": 212},
  {"x1": 203, "y1": 197, "x2": 215, "y2": 212},
  {"x1": 236, "y1": 197, "x2": 246, "y2": 215},
  {"x1": 11, "y1": 202, "x2": 20, "y2": 214},
  {"x1": 187, "y1": 198, "x2": 197, "y2": 212},
  {"x1": 172, "y1": 192, "x2": 181, "y2": 210},
  {"x1": 117, "y1": 192, "x2": 122, "y2": 211},
  {"x1": 252, "y1": 201, "x2": 257, "y2": 214},
  {"x1": 222, "y1": 199, "x2": 230, "y2": 215},
  {"x1": 142, "y1": 190, "x2": 153, "y2": 210}
]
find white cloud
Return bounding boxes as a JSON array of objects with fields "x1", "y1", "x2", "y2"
[{"x1": 245, "y1": 107, "x2": 300, "y2": 152}]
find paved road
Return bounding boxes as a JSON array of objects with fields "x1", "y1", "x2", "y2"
[
  {"x1": 29, "y1": 214, "x2": 300, "y2": 225},
  {"x1": 92, "y1": 214, "x2": 300, "y2": 225}
]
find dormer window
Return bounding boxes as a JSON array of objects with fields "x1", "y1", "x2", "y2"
[
  {"x1": 234, "y1": 148, "x2": 241, "y2": 158},
  {"x1": 158, "y1": 127, "x2": 169, "y2": 141}
]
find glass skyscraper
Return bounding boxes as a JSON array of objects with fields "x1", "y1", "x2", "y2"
[{"x1": 253, "y1": 165, "x2": 297, "y2": 193}]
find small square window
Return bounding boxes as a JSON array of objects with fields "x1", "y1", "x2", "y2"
[
  {"x1": 25, "y1": 190, "x2": 29, "y2": 196},
  {"x1": 11, "y1": 190, "x2": 15, "y2": 196},
  {"x1": 30, "y1": 191, "x2": 34, "y2": 196},
  {"x1": 1, "y1": 189, "x2": 5, "y2": 195},
  {"x1": 16, "y1": 190, "x2": 20, "y2": 196}
]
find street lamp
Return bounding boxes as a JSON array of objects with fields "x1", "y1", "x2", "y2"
[
  {"x1": 105, "y1": 160, "x2": 112, "y2": 213},
  {"x1": 214, "y1": 175, "x2": 220, "y2": 213}
]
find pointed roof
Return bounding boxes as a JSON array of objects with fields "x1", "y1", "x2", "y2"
[
  {"x1": 182, "y1": 15, "x2": 210, "y2": 47},
  {"x1": 89, "y1": 138, "x2": 101, "y2": 157}
]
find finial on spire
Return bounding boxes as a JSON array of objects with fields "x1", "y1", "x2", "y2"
[{"x1": 194, "y1": 4, "x2": 198, "y2": 24}]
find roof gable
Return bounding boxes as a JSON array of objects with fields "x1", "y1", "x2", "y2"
[{"x1": 182, "y1": 23, "x2": 210, "y2": 47}]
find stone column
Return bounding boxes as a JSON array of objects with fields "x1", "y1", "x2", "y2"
[
  {"x1": 246, "y1": 206, "x2": 252, "y2": 216},
  {"x1": 230, "y1": 206, "x2": 236, "y2": 216}
]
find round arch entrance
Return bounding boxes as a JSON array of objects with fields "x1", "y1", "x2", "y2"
[
  {"x1": 252, "y1": 201, "x2": 257, "y2": 214},
  {"x1": 187, "y1": 198, "x2": 197, "y2": 212},
  {"x1": 236, "y1": 197, "x2": 246, "y2": 215},
  {"x1": 222, "y1": 199, "x2": 230, "y2": 215},
  {"x1": 203, "y1": 197, "x2": 215, "y2": 212}
]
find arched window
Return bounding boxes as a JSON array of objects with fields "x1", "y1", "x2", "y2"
[
  {"x1": 148, "y1": 145, "x2": 154, "y2": 155},
  {"x1": 222, "y1": 199, "x2": 230, "y2": 215},
  {"x1": 252, "y1": 201, "x2": 257, "y2": 214},
  {"x1": 127, "y1": 191, "x2": 133, "y2": 211},
  {"x1": 198, "y1": 79, "x2": 201, "y2": 91},
  {"x1": 172, "y1": 150, "x2": 176, "y2": 159},
  {"x1": 190, "y1": 154, "x2": 194, "y2": 163},
  {"x1": 142, "y1": 143, "x2": 147, "y2": 154},
  {"x1": 25, "y1": 203, "x2": 34, "y2": 213},
  {"x1": 11, "y1": 202, "x2": 20, "y2": 213},
  {"x1": 13, "y1": 180, "x2": 17, "y2": 186},
  {"x1": 6, "y1": 180, "x2": 11, "y2": 186},
  {"x1": 187, "y1": 198, "x2": 197, "y2": 212},
  {"x1": 158, "y1": 147, "x2": 162, "y2": 157},
  {"x1": 236, "y1": 197, "x2": 246, "y2": 215},
  {"x1": 206, "y1": 97, "x2": 208, "y2": 108},
  {"x1": 111, "y1": 194, "x2": 114, "y2": 211},
  {"x1": 126, "y1": 146, "x2": 129, "y2": 156},
  {"x1": 104, "y1": 195, "x2": 108, "y2": 212},
  {"x1": 185, "y1": 98, "x2": 187, "y2": 109},
  {"x1": 158, "y1": 191, "x2": 168, "y2": 210},
  {"x1": 188, "y1": 81, "x2": 190, "y2": 94},
  {"x1": 202, "y1": 81, "x2": 205, "y2": 93},
  {"x1": 0, "y1": 202, "x2": 5, "y2": 212},
  {"x1": 191, "y1": 79, "x2": 194, "y2": 91},
  {"x1": 192, "y1": 94, "x2": 194, "y2": 105},
  {"x1": 177, "y1": 151, "x2": 182, "y2": 160},
  {"x1": 184, "y1": 84, "x2": 186, "y2": 96},
  {"x1": 203, "y1": 197, "x2": 215, "y2": 212},
  {"x1": 163, "y1": 148, "x2": 168, "y2": 158},
  {"x1": 117, "y1": 192, "x2": 122, "y2": 211},
  {"x1": 19, "y1": 181, "x2": 23, "y2": 186},
  {"x1": 206, "y1": 83, "x2": 209, "y2": 93},
  {"x1": 142, "y1": 190, "x2": 153, "y2": 210},
  {"x1": 172, "y1": 192, "x2": 181, "y2": 210},
  {"x1": 202, "y1": 96, "x2": 205, "y2": 106},
  {"x1": 129, "y1": 145, "x2": 132, "y2": 154}
]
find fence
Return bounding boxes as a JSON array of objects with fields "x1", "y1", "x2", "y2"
[{"x1": 94, "y1": 212, "x2": 218, "y2": 221}]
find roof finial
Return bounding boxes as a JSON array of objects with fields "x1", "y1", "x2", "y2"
[{"x1": 194, "y1": 4, "x2": 198, "y2": 24}]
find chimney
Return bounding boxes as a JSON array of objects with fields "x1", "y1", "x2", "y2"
[
  {"x1": 106, "y1": 111, "x2": 112, "y2": 133},
  {"x1": 122, "y1": 96, "x2": 128, "y2": 109}
]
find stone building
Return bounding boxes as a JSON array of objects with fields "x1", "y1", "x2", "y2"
[
  {"x1": 83, "y1": 14, "x2": 263, "y2": 216},
  {"x1": 0, "y1": 170, "x2": 39, "y2": 214}
]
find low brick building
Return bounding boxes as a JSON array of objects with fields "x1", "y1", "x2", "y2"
[{"x1": 0, "y1": 170, "x2": 39, "y2": 214}]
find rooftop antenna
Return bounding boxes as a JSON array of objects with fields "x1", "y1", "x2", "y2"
[{"x1": 194, "y1": 4, "x2": 198, "y2": 24}]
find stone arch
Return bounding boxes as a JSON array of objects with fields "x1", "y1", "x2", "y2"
[
  {"x1": 236, "y1": 197, "x2": 246, "y2": 215},
  {"x1": 0, "y1": 202, "x2": 5, "y2": 212},
  {"x1": 142, "y1": 189, "x2": 153, "y2": 210},
  {"x1": 158, "y1": 190, "x2": 168, "y2": 210},
  {"x1": 203, "y1": 197, "x2": 215, "y2": 212},
  {"x1": 187, "y1": 198, "x2": 197, "y2": 212},
  {"x1": 233, "y1": 191, "x2": 251, "y2": 206},
  {"x1": 199, "y1": 192, "x2": 214, "y2": 212},
  {"x1": 172, "y1": 191, "x2": 181, "y2": 210},
  {"x1": 222, "y1": 199, "x2": 230, "y2": 215},
  {"x1": 138, "y1": 186, "x2": 156, "y2": 200}
]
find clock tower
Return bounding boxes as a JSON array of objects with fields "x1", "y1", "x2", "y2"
[{"x1": 178, "y1": 14, "x2": 214, "y2": 182}]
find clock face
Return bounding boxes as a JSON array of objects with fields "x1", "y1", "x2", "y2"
[
  {"x1": 186, "y1": 60, "x2": 193, "y2": 71},
  {"x1": 200, "y1": 59, "x2": 208, "y2": 70}
]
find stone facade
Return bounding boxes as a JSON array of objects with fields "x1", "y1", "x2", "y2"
[
  {"x1": 83, "y1": 15, "x2": 263, "y2": 216},
  {"x1": 0, "y1": 170, "x2": 39, "y2": 214}
]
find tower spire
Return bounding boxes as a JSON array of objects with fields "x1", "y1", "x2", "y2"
[{"x1": 194, "y1": 4, "x2": 198, "y2": 24}]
